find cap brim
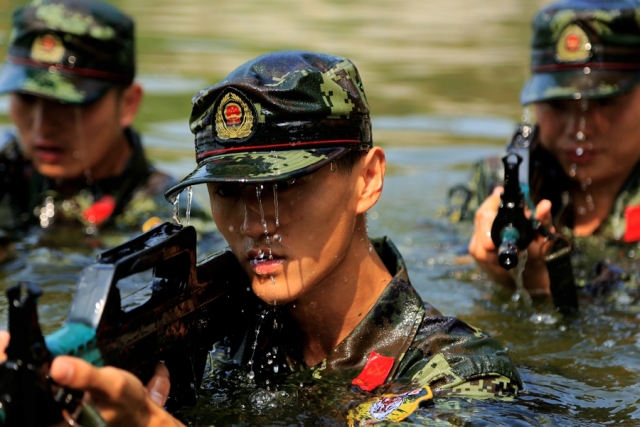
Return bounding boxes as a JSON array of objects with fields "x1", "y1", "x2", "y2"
[
  {"x1": 0, "y1": 62, "x2": 114, "y2": 105},
  {"x1": 164, "y1": 147, "x2": 349, "y2": 201},
  {"x1": 520, "y1": 69, "x2": 640, "y2": 105}
]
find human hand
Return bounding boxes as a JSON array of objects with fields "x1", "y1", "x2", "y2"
[
  {"x1": 48, "y1": 357, "x2": 181, "y2": 427},
  {"x1": 468, "y1": 186, "x2": 553, "y2": 295},
  {"x1": 0, "y1": 329, "x2": 8, "y2": 362}
]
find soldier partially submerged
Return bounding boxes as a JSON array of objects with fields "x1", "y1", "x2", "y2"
[
  {"x1": 0, "y1": 0, "x2": 178, "y2": 263},
  {"x1": 0, "y1": 51, "x2": 521, "y2": 425}
]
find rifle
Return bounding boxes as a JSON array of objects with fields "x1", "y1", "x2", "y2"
[
  {"x1": 491, "y1": 124, "x2": 578, "y2": 314},
  {"x1": 0, "y1": 221, "x2": 257, "y2": 426}
]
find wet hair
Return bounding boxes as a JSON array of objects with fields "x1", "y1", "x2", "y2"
[{"x1": 335, "y1": 149, "x2": 368, "y2": 175}]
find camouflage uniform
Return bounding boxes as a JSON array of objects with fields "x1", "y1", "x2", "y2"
[
  {"x1": 221, "y1": 237, "x2": 521, "y2": 423},
  {"x1": 450, "y1": 0, "x2": 640, "y2": 292},
  {"x1": 0, "y1": 128, "x2": 176, "y2": 235},
  {"x1": 166, "y1": 51, "x2": 521, "y2": 424},
  {"x1": 0, "y1": 0, "x2": 183, "y2": 248}
]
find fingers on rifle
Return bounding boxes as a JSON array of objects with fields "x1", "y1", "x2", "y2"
[
  {"x1": 51, "y1": 356, "x2": 145, "y2": 404},
  {"x1": 147, "y1": 363, "x2": 171, "y2": 407},
  {"x1": 0, "y1": 330, "x2": 9, "y2": 362},
  {"x1": 535, "y1": 199, "x2": 554, "y2": 230},
  {"x1": 473, "y1": 187, "x2": 502, "y2": 252}
]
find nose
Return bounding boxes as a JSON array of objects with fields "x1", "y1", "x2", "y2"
[
  {"x1": 564, "y1": 100, "x2": 593, "y2": 140},
  {"x1": 33, "y1": 98, "x2": 68, "y2": 135},
  {"x1": 240, "y1": 184, "x2": 278, "y2": 239}
]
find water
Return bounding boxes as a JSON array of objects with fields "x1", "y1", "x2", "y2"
[{"x1": 2, "y1": 0, "x2": 639, "y2": 425}]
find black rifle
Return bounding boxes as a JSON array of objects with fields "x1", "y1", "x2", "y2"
[
  {"x1": 491, "y1": 124, "x2": 578, "y2": 314},
  {"x1": 0, "y1": 222, "x2": 257, "y2": 426}
]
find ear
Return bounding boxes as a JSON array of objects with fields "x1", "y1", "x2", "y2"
[
  {"x1": 118, "y1": 82, "x2": 143, "y2": 128},
  {"x1": 355, "y1": 147, "x2": 386, "y2": 214}
]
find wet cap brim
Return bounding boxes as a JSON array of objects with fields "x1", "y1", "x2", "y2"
[
  {"x1": 521, "y1": 68, "x2": 640, "y2": 105},
  {"x1": 0, "y1": 61, "x2": 115, "y2": 105},
  {"x1": 164, "y1": 147, "x2": 349, "y2": 201}
]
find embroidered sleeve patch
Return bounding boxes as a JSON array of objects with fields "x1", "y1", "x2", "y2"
[
  {"x1": 351, "y1": 350, "x2": 395, "y2": 392},
  {"x1": 624, "y1": 205, "x2": 640, "y2": 242},
  {"x1": 346, "y1": 387, "x2": 433, "y2": 426}
]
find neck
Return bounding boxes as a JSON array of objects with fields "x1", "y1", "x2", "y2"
[
  {"x1": 570, "y1": 177, "x2": 624, "y2": 236},
  {"x1": 287, "y1": 218, "x2": 392, "y2": 368}
]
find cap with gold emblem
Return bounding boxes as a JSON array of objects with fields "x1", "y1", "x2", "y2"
[
  {"x1": 165, "y1": 50, "x2": 372, "y2": 200},
  {"x1": 521, "y1": 0, "x2": 640, "y2": 105},
  {"x1": 0, "y1": 0, "x2": 135, "y2": 104}
]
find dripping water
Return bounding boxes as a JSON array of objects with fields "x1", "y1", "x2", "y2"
[
  {"x1": 186, "y1": 185, "x2": 193, "y2": 226},
  {"x1": 509, "y1": 250, "x2": 532, "y2": 307},
  {"x1": 172, "y1": 193, "x2": 181, "y2": 225}
]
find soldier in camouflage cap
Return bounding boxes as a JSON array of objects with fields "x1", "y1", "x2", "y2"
[
  {"x1": 521, "y1": 0, "x2": 640, "y2": 104},
  {"x1": 0, "y1": 0, "x2": 179, "y2": 260},
  {"x1": 21, "y1": 51, "x2": 521, "y2": 426},
  {"x1": 0, "y1": 0, "x2": 135, "y2": 104},
  {"x1": 165, "y1": 50, "x2": 372, "y2": 197},
  {"x1": 463, "y1": 0, "x2": 640, "y2": 299}
]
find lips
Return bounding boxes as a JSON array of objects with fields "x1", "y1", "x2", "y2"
[
  {"x1": 247, "y1": 248, "x2": 284, "y2": 276},
  {"x1": 564, "y1": 147, "x2": 598, "y2": 164},
  {"x1": 33, "y1": 143, "x2": 66, "y2": 164}
]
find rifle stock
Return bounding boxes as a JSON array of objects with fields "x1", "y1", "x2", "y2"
[{"x1": 0, "y1": 222, "x2": 255, "y2": 426}]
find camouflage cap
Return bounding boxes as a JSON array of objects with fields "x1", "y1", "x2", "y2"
[
  {"x1": 521, "y1": 0, "x2": 640, "y2": 105},
  {"x1": 165, "y1": 50, "x2": 372, "y2": 200},
  {"x1": 0, "y1": 0, "x2": 135, "y2": 105}
]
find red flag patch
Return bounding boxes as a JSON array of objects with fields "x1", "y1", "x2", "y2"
[
  {"x1": 83, "y1": 195, "x2": 116, "y2": 225},
  {"x1": 624, "y1": 205, "x2": 640, "y2": 242},
  {"x1": 351, "y1": 351, "x2": 395, "y2": 392}
]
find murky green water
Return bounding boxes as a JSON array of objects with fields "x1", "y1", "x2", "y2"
[{"x1": 2, "y1": 0, "x2": 640, "y2": 425}]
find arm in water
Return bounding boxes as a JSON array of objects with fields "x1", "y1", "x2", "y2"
[
  {"x1": 468, "y1": 124, "x2": 578, "y2": 312},
  {"x1": 0, "y1": 222, "x2": 255, "y2": 426}
]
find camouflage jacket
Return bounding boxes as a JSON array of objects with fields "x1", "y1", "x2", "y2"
[
  {"x1": 0, "y1": 128, "x2": 176, "y2": 238},
  {"x1": 449, "y1": 151, "x2": 640, "y2": 295},
  {"x1": 217, "y1": 237, "x2": 521, "y2": 424}
]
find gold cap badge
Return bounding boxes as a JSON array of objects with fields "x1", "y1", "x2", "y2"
[
  {"x1": 30, "y1": 34, "x2": 65, "y2": 64},
  {"x1": 556, "y1": 24, "x2": 591, "y2": 63},
  {"x1": 214, "y1": 90, "x2": 255, "y2": 141}
]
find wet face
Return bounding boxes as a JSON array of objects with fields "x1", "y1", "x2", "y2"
[
  {"x1": 9, "y1": 86, "x2": 139, "y2": 181},
  {"x1": 207, "y1": 163, "x2": 363, "y2": 306},
  {"x1": 534, "y1": 86, "x2": 640, "y2": 188}
]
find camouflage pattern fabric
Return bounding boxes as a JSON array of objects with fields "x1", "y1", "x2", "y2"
[
  {"x1": 0, "y1": 128, "x2": 177, "y2": 243},
  {"x1": 0, "y1": 0, "x2": 135, "y2": 104},
  {"x1": 521, "y1": 0, "x2": 640, "y2": 104},
  {"x1": 222, "y1": 237, "x2": 521, "y2": 421},
  {"x1": 449, "y1": 148, "x2": 640, "y2": 294},
  {"x1": 166, "y1": 50, "x2": 373, "y2": 199}
]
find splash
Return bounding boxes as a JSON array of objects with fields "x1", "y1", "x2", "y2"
[{"x1": 273, "y1": 183, "x2": 280, "y2": 228}]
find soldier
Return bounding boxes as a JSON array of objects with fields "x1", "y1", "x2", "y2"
[
  {"x1": 464, "y1": 0, "x2": 640, "y2": 296},
  {"x1": 0, "y1": 0, "x2": 176, "y2": 261},
  {"x1": 0, "y1": 50, "x2": 522, "y2": 426}
]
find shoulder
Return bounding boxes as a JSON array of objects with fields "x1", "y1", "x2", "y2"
[
  {"x1": 395, "y1": 311, "x2": 522, "y2": 397},
  {"x1": 0, "y1": 130, "x2": 21, "y2": 160}
]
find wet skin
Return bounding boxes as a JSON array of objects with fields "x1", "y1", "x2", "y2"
[
  {"x1": 535, "y1": 86, "x2": 640, "y2": 190},
  {"x1": 207, "y1": 153, "x2": 388, "y2": 307},
  {"x1": 207, "y1": 148, "x2": 392, "y2": 365},
  {"x1": 9, "y1": 84, "x2": 143, "y2": 183}
]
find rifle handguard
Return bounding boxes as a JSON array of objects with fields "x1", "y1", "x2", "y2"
[{"x1": 490, "y1": 153, "x2": 535, "y2": 270}]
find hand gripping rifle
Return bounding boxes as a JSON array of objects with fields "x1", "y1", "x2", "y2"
[
  {"x1": 0, "y1": 222, "x2": 255, "y2": 426},
  {"x1": 490, "y1": 124, "x2": 578, "y2": 314}
]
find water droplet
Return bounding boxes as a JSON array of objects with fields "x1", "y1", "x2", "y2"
[
  {"x1": 576, "y1": 131, "x2": 585, "y2": 141},
  {"x1": 576, "y1": 147, "x2": 584, "y2": 156},
  {"x1": 270, "y1": 276, "x2": 276, "y2": 286},
  {"x1": 186, "y1": 186, "x2": 193, "y2": 226},
  {"x1": 273, "y1": 234, "x2": 282, "y2": 243},
  {"x1": 248, "y1": 371, "x2": 255, "y2": 380},
  {"x1": 273, "y1": 184, "x2": 280, "y2": 227},
  {"x1": 273, "y1": 365, "x2": 279, "y2": 373}
]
